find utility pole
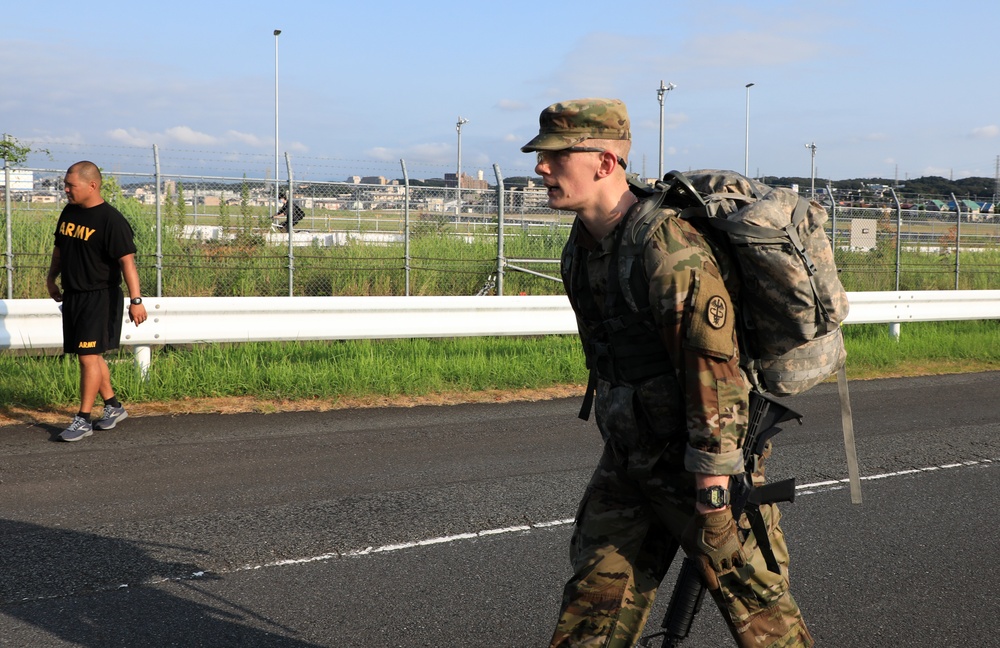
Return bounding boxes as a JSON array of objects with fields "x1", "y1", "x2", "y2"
[
  {"x1": 456, "y1": 116, "x2": 468, "y2": 217},
  {"x1": 994, "y1": 154, "x2": 999, "y2": 207},
  {"x1": 656, "y1": 80, "x2": 676, "y2": 180},
  {"x1": 744, "y1": 83, "x2": 754, "y2": 176},
  {"x1": 805, "y1": 142, "x2": 817, "y2": 198},
  {"x1": 273, "y1": 29, "x2": 281, "y2": 212}
]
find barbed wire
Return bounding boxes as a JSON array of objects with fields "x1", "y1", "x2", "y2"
[{"x1": 17, "y1": 140, "x2": 540, "y2": 183}]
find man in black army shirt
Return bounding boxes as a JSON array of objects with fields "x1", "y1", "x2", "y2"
[{"x1": 46, "y1": 161, "x2": 147, "y2": 441}]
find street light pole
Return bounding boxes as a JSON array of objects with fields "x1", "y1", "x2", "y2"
[
  {"x1": 805, "y1": 142, "x2": 817, "y2": 198},
  {"x1": 456, "y1": 116, "x2": 468, "y2": 217},
  {"x1": 744, "y1": 83, "x2": 754, "y2": 176},
  {"x1": 656, "y1": 80, "x2": 676, "y2": 180},
  {"x1": 274, "y1": 29, "x2": 281, "y2": 212}
]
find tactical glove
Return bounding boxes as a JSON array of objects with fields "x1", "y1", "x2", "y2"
[{"x1": 681, "y1": 510, "x2": 747, "y2": 590}]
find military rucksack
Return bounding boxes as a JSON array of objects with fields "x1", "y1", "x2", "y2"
[
  {"x1": 623, "y1": 169, "x2": 861, "y2": 502},
  {"x1": 627, "y1": 169, "x2": 849, "y2": 397}
]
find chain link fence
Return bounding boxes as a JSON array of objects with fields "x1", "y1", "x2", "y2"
[
  {"x1": 828, "y1": 190, "x2": 1000, "y2": 292},
  {"x1": 2, "y1": 172, "x2": 571, "y2": 300},
  {"x1": 3, "y1": 144, "x2": 1000, "y2": 299}
]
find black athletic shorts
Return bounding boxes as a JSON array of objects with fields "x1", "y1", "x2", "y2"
[{"x1": 61, "y1": 288, "x2": 124, "y2": 355}]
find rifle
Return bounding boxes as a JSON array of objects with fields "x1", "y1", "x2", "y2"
[{"x1": 639, "y1": 391, "x2": 802, "y2": 647}]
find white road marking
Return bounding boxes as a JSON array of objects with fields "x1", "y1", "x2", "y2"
[
  {"x1": 15, "y1": 459, "x2": 995, "y2": 602},
  {"x1": 229, "y1": 458, "x2": 995, "y2": 575}
]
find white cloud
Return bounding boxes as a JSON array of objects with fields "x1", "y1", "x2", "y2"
[
  {"x1": 226, "y1": 130, "x2": 266, "y2": 147},
  {"x1": 365, "y1": 146, "x2": 398, "y2": 162},
  {"x1": 25, "y1": 133, "x2": 87, "y2": 146},
  {"x1": 106, "y1": 126, "x2": 295, "y2": 151},
  {"x1": 404, "y1": 143, "x2": 453, "y2": 165},
  {"x1": 107, "y1": 128, "x2": 152, "y2": 147},
  {"x1": 164, "y1": 126, "x2": 218, "y2": 146},
  {"x1": 971, "y1": 125, "x2": 999, "y2": 139},
  {"x1": 107, "y1": 126, "x2": 217, "y2": 147}
]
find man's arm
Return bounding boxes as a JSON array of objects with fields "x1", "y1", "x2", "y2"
[
  {"x1": 119, "y1": 253, "x2": 147, "y2": 326},
  {"x1": 46, "y1": 248, "x2": 62, "y2": 302},
  {"x1": 644, "y1": 220, "x2": 746, "y2": 479},
  {"x1": 693, "y1": 473, "x2": 731, "y2": 514}
]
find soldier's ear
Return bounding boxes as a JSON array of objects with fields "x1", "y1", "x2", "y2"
[{"x1": 596, "y1": 150, "x2": 619, "y2": 178}]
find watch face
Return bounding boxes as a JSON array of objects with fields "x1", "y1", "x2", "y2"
[{"x1": 700, "y1": 486, "x2": 729, "y2": 508}]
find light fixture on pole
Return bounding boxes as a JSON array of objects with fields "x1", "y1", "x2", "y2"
[
  {"x1": 744, "y1": 83, "x2": 754, "y2": 176},
  {"x1": 656, "y1": 80, "x2": 676, "y2": 180},
  {"x1": 805, "y1": 142, "x2": 817, "y2": 198},
  {"x1": 274, "y1": 29, "x2": 281, "y2": 212},
  {"x1": 456, "y1": 116, "x2": 468, "y2": 216}
]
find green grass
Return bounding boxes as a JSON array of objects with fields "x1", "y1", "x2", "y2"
[
  {"x1": 2, "y1": 321, "x2": 998, "y2": 419},
  {"x1": 0, "y1": 336, "x2": 587, "y2": 413},
  {"x1": 839, "y1": 320, "x2": 1000, "y2": 377}
]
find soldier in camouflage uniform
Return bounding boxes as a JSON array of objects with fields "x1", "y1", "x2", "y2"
[{"x1": 522, "y1": 98, "x2": 813, "y2": 648}]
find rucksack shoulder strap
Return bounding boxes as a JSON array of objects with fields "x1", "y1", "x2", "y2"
[{"x1": 617, "y1": 197, "x2": 677, "y2": 314}]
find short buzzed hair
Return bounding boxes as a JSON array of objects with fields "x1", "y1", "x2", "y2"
[
  {"x1": 67, "y1": 160, "x2": 102, "y2": 187},
  {"x1": 587, "y1": 138, "x2": 631, "y2": 167}
]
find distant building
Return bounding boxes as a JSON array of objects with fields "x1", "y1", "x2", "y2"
[{"x1": 444, "y1": 172, "x2": 489, "y2": 191}]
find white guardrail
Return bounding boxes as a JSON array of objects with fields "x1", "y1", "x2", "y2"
[{"x1": 2, "y1": 291, "x2": 1000, "y2": 374}]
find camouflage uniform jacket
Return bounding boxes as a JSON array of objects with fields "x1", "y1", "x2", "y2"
[{"x1": 560, "y1": 198, "x2": 749, "y2": 475}]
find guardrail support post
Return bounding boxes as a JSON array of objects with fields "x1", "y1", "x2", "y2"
[
  {"x1": 888, "y1": 323, "x2": 901, "y2": 340},
  {"x1": 133, "y1": 345, "x2": 151, "y2": 380}
]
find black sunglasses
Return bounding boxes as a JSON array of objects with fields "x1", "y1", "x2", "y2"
[{"x1": 536, "y1": 147, "x2": 627, "y2": 170}]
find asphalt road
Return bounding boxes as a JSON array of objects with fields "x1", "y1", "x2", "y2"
[{"x1": 1, "y1": 372, "x2": 998, "y2": 647}]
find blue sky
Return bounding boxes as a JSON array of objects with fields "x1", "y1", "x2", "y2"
[{"x1": 3, "y1": 0, "x2": 998, "y2": 183}]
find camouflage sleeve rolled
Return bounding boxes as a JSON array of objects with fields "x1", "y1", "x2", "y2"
[{"x1": 643, "y1": 215, "x2": 747, "y2": 476}]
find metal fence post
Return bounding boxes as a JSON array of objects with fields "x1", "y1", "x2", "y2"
[
  {"x1": 889, "y1": 188, "x2": 902, "y2": 291},
  {"x1": 494, "y1": 164, "x2": 505, "y2": 297},
  {"x1": 285, "y1": 152, "x2": 294, "y2": 296},
  {"x1": 400, "y1": 159, "x2": 411, "y2": 296},
  {"x1": 826, "y1": 182, "x2": 836, "y2": 264},
  {"x1": 951, "y1": 192, "x2": 960, "y2": 290},
  {"x1": 3, "y1": 145, "x2": 12, "y2": 300},
  {"x1": 153, "y1": 144, "x2": 163, "y2": 297}
]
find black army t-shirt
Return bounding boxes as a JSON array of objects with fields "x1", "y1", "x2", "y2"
[{"x1": 53, "y1": 202, "x2": 137, "y2": 293}]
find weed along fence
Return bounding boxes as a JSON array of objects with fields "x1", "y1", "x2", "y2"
[
  {"x1": 3, "y1": 291, "x2": 1000, "y2": 376},
  {"x1": 4, "y1": 145, "x2": 1000, "y2": 301}
]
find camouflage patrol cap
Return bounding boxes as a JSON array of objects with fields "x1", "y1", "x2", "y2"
[{"x1": 521, "y1": 98, "x2": 631, "y2": 152}]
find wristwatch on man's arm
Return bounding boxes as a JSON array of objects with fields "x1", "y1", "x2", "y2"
[
  {"x1": 697, "y1": 485, "x2": 731, "y2": 509},
  {"x1": 130, "y1": 297, "x2": 142, "y2": 305},
  {"x1": 694, "y1": 471, "x2": 732, "y2": 514}
]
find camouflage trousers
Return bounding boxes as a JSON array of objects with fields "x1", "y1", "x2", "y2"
[{"x1": 548, "y1": 443, "x2": 813, "y2": 648}]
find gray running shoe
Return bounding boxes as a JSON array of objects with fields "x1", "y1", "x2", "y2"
[
  {"x1": 60, "y1": 416, "x2": 93, "y2": 442},
  {"x1": 94, "y1": 405, "x2": 128, "y2": 430}
]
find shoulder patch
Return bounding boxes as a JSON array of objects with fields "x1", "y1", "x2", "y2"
[
  {"x1": 685, "y1": 269, "x2": 736, "y2": 360},
  {"x1": 706, "y1": 295, "x2": 728, "y2": 329}
]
